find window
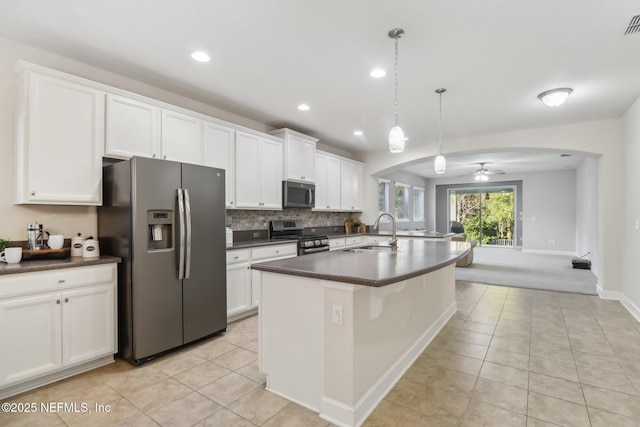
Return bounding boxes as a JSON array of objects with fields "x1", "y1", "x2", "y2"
[
  {"x1": 378, "y1": 179, "x2": 389, "y2": 215},
  {"x1": 394, "y1": 182, "x2": 410, "y2": 221},
  {"x1": 413, "y1": 186, "x2": 425, "y2": 221}
]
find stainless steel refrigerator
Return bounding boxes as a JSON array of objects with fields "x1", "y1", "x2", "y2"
[{"x1": 98, "y1": 156, "x2": 227, "y2": 364}]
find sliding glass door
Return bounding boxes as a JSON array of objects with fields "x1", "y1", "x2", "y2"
[{"x1": 448, "y1": 186, "x2": 516, "y2": 247}]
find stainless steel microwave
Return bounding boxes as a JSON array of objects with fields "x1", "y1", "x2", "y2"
[{"x1": 282, "y1": 181, "x2": 315, "y2": 208}]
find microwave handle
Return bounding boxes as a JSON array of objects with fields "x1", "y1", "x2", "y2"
[{"x1": 308, "y1": 188, "x2": 313, "y2": 205}]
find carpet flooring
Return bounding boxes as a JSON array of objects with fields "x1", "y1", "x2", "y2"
[{"x1": 455, "y1": 246, "x2": 598, "y2": 295}]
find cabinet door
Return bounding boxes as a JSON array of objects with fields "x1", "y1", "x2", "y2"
[
  {"x1": 61, "y1": 283, "x2": 116, "y2": 367},
  {"x1": 340, "y1": 161, "x2": 363, "y2": 211},
  {"x1": 227, "y1": 263, "x2": 251, "y2": 318},
  {"x1": 259, "y1": 138, "x2": 283, "y2": 209},
  {"x1": 326, "y1": 156, "x2": 342, "y2": 210},
  {"x1": 20, "y1": 72, "x2": 104, "y2": 205},
  {"x1": 0, "y1": 293, "x2": 62, "y2": 386},
  {"x1": 299, "y1": 138, "x2": 316, "y2": 182},
  {"x1": 203, "y1": 121, "x2": 235, "y2": 208},
  {"x1": 105, "y1": 94, "x2": 161, "y2": 159},
  {"x1": 314, "y1": 155, "x2": 328, "y2": 210},
  {"x1": 234, "y1": 132, "x2": 261, "y2": 208},
  {"x1": 161, "y1": 109, "x2": 203, "y2": 164}
]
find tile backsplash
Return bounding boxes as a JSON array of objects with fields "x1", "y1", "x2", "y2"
[{"x1": 225, "y1": 209, "x2": 355, "y2": 231}]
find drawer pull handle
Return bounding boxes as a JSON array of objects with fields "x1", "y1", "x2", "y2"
[
  {"x1": 58, "y1": 279, "x2": 66, "y2": 283},
  {"x1": 234, "y1": 256, "x2": 239, "y2": 260},
  {"x1": 275, "y1": 250, "x2": 280, "y2": 254},
  {"x1": 65, "y1": 298, "x2": 69, "y2": 303},
  {"x1": 56, "y1": 299, "x2": 60, "y2": 304}
]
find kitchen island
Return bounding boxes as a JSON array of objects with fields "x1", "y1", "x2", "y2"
[{"x1": 252, "y1": 239, "x2": 470, "y2": 427}]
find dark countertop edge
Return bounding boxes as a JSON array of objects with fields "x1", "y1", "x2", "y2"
[
  {"x1": 251, "y1": 246, "x2": 470, "y2": 287},
  {"x1": 227, "y1": 232, "x2": 454, "y2": 250},
  {"x1": 0, "y1": 256, "x2": 122, "y2": 276}
]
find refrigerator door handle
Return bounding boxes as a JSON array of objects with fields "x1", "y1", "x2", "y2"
[
  {"x1": 184, "y1": 188, "x2": 192, "y2": 279},
  {"x1": 177, "y1": 188, "x2": 186, "y2": 279}
]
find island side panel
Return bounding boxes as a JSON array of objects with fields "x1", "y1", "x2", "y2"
[
  {"x1": 259, "y1": 271, "x2": 326, "y2": 411},
  {"x1": 322, "y1": 264, "x2": 457, "y2": 426}
]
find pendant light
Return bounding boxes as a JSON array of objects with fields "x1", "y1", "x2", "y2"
[
  {"x1": 434, "y1": 88, "x2": 447, "y2": 174},
  {"x1": 388, "y1": 28, "x2": 405, "y2": 153}
]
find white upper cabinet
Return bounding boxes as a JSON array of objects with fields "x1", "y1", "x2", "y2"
[
  {"x1": 105, "y1": 94, "x2": 161, "y2": 159},
  {"x1": 203, "y1": 121, "x2": 235, "y2": 208},
  {"x1": 340, "y1": 159, "x2": 364, "y2": 212},
  {"x1": 161, "y1": 109, "x2": 203, "y2": 164},
  {"x1": 314, "y1": 151, "x2": 341, "y2": 211},
  {"x1": 270, "y1": 128, "x2": 317, "y2": 183},
  {"x1": 235, "y1": 131, "x2": 283, "y2": 209},
  {"x1": 106, "y1": 95, "x2": 203, "y2": 163},
  {"x1": 15, "y1": 68, "x2": 104, "y2": 205}
]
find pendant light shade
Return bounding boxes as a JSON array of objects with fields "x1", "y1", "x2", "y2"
[
  {"x1": 434, "y1": 154, "x2": 446, "y2": 174},
  {"x1": 434, "y1": 88, "x2": 447, "y2": 174},
  {"x1": 388, "y1": 28, "x2": 405, "y2": 153},
  {"x1": 389, "y1": 125, "x2": 405, "y2": 153}
]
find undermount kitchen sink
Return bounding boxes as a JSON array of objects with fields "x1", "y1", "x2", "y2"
[{"x1": 344, "y1": 245, "x2": 396, "y2": 253}]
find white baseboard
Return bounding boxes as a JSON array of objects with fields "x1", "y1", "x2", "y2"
[
  {"x1": 319, "y1": 301, "x2": 458, "y2": 427},
  {"x1": 521, "y1": 249, "x2": 577, "y2": 256},
  {"x1": 597, "y1": 285, "x2": 640, "y2": 323}
]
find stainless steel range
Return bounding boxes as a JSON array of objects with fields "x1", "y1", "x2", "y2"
[{"x1": 269, "y1": 220, "x2": 330, "y2": 256}]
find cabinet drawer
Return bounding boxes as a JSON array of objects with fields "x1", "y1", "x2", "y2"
[
  {"x1": 226, "y1": 249, "x2": 251, "y2": 265},
  {"x1": 251, "y1": 244, "x2": 297, "y2": 262},
  {"x1": 0, "y1": 264, "x2": 117, "y2": 299},
  {"x1": 345, "y1": 236, "x2": 363, "y2": 247},
  {"x1": 329, "y1": 238, "x2": 345, "y2": 250}
]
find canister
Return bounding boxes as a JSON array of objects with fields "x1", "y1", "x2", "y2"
[
  {"x1": 71, "y1": 233, "x2": 84, "y2": 257},
  {"x1": 82, "y1": 238, "x2": 100, "y2": 258}
]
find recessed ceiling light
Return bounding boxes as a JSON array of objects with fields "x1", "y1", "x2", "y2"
[
  {"x1": 297, "y1": 104, "x2": 310, "y2": 111},
  {"x1": 370, "y1": 68, "x2": 386, "y2": 78},
  {"x1": 191, "y1": 51, "x2": 210, "y2": 62},
  {"x1": 353, "y1": 130, "x2": 363, "y2": 136}
]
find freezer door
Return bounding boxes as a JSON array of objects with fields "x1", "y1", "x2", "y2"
[
  {"x1": 181, "y1": 163, "x2": 227, "y2": 343},
  {"x1": 131, "y1": 157, "x2": 183, "y2": 360}
]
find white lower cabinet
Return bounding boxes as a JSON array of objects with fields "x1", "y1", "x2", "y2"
[
  {"x1": 329, "y1": 238, "x2": 346, "y2": 251},
  {"x1": 0, "y1": 264, "x2": 117, "y2": 398},
  {"x1": 226, "y1": 243, "x2": 297, "y2": 321},
  {"x1": 345, "y1": 236, "x2": 363, "y2": 248},
  {"x1": 226, "y1": 249, "x2": 252, "y2": 319}
]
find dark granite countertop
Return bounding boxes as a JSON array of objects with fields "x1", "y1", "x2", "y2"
[
  {"x1": 251, "y1": 239, "x2": 470, "y2": 287},
  {"x1": 0, "y1": 255, "x2": 122, "y2": 276}
]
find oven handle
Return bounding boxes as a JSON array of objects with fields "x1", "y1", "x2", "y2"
[{"x1": 302, "y1": 246, "x2": 330, "y2": 254}]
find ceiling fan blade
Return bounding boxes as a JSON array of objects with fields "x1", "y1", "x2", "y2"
[{"x1": 485, "y1": 170, "x2": 506, "y2": 175}]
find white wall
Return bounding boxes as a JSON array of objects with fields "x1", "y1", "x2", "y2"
[
  {"x1": 358, "y1": 119, "x2": 624, "y2": 293},
  {"x1": 621, "y1": 96, "x2": 640, "y2": 316},
  {"x1": 521, "y1": 169, "x2": 576, "y2": 253},
  {"x1": 575, "y1": 158, "x2": 599, "y2": 273}
]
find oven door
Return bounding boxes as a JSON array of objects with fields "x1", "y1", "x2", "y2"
[{"x1": 283, "y1": 181, "x2": 315, "y2": 208}]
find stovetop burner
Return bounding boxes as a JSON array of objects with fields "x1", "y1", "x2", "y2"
[{"x1": 269, "y1": 220, "x2": 330, "y2": 255}]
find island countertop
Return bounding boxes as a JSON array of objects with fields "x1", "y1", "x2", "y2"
[{"x1": 251, "y1": 239, "x2": 470, "y2": 287}]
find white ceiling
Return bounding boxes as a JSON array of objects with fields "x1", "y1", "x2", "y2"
[{"x1": 1, "y1": 0, "x2": 638, "y2": 177}]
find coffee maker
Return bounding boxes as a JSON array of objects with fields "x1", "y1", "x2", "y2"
[{"x1": 27, "y1": 222, "x2": 44, "y2": 250}]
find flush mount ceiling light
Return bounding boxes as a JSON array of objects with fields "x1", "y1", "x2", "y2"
[
  {"x1": 434, "y1": 88, "x2": 447, "y2": 174},
  {"x1": 388, "y1": 28, "x2": 405, "y2": 153},
  {"x1": 190, "y1": 51, "x2": 210, "y2": 62},
  {"x1": 370, "y1": 68, "x2": 386, "y2": 78},
  {"x1": 297, "y1": 104, "x2": 310, "y2": 111},
  {"x1": 538, "y1": 88, "x2": 573, "y2": 107},
  {"x1": 353, "y1": 130, "x2": 364, "y2": 136}
]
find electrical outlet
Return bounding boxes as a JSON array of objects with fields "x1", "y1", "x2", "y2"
[
  {"x1": 253, "y1": 232, "x2": 260, "y2": 238},
  {"x1": 311, "y1": 228, "x2": 316, "y2": 233},
  {"x1": 332, "y1": 305, "x2": 343, "y2": 325}
]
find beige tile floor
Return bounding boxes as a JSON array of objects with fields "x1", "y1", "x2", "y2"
[{"x1": 2, "y1": 281, "x2": 640, "y2": 426}]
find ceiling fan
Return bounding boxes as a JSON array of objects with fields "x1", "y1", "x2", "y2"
[{"x1": 461, "y1": 162, "x2": 506, "y2": 181}]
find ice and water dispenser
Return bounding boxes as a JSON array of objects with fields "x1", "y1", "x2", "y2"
[{"x1": 147, "y1": 210, "x2": 173, "y2": 250}]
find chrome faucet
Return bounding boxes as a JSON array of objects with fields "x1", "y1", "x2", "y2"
[{"x1": 373, "y1": 212, "x2": 398, "y2": 247}]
